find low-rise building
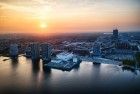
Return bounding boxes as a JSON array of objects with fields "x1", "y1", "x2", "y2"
[{"x1": 92, "y1": 43, "x2": 101, "y2": 57}]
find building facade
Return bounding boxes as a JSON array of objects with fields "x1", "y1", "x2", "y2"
[
  {"x1": 9, "y1": 44, "x2": 18, "y2": 57},
  {"x1": 30, "y1": 43, "x2": 40, "y2": 60},
  {"x1": 41, "y1": 43, "x2": 52, "y2": 62}
]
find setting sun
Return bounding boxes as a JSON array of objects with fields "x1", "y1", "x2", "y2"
[
  {"x1": 0, "y1": 0, "x2": 140, "y2": 34},
  {"x1": 40, "y1": 23, "x2": 48, "y2": 29}
]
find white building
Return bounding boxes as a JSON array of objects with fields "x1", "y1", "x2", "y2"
[
  {"x1": 56, "y1": 52, "x2": 74, "y2": 61},
  {"x1": 9, "y1": 44, "x2": 18, "y2": 57}
]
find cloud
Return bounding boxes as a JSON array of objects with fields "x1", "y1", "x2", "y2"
[
  {"x1": 0, "y1": 1, "x2": 52, "y2": 21},
  {"x1": 0, "y1": 0, "x2": 96, "y2": 8},
  {"x1": 0, "y1": 0, "x2": 139, "y2": 19},
  {"x1": 0, "y1": 0, "x2": 97, "y2": 16},
  {"x1": 48, "y1": 0, "x2": 96, "y2": 7}
]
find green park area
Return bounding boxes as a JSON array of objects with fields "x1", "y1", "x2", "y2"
[
  {"x1": 122, "y1": 60, "x2": 136, "y2": 66},
  {"x1": 122, "y1": 52, "x2": 140, "y2": 67},
  {"x1": 135, "y1": 52, "x2": 140, "y2": 67}
]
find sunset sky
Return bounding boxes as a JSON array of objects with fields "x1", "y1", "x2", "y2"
[{"x1": 0, "y1": 0, "x2": 140, "y2": 35}]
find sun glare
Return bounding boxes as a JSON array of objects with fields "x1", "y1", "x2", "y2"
[{"x1": 40, "y1": 23, "x2": 47, "y2": 29}]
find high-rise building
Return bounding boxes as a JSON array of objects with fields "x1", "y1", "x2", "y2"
[
  {"x1": 40, "y1": 43, "x2": 52, "y2": 62},
  {"x1": 9, "y1": 44, "x2": 18, "y2": 57},
  {"x1": 30, "y1": 43, "x2": 40, "y2": 60},
  {"x1": 25, "y1": 44, "x2": 31, "y2": 58},
  {"x1": 113, "y1": 29, "x2": 118, "y2": 39}
]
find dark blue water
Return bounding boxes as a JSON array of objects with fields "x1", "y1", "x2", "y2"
[{"x1": 0, "y1": 56, "x2": 140, "y2": 94}]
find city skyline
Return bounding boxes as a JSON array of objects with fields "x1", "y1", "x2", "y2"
[
  {"x1": 0, "y1": 0, "x2": 140, "y2": 35},
  {"x1": 0, "y1": 22, "x2": 140, "y2": 93}
]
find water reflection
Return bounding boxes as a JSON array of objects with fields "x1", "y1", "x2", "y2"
[
  {"x1": 73, "y1": 63, "x2": 80, "y2": 71},
  {"x1": 43, "y1": 67, "x2": 51, "y2": 73},
  {"x1": 93, "y1": 62, "x2": 101, "y2": 67},
  {"x1": 93, "y1": 62, "x2": 101, "y2": 65},
  {"x1": 122, "y1": 66, "x2": 138, "y2": 75},
  {"x1": 31, "y1": 59, "x2": 40, "y2": 74},
  {"x1": 42, "y1": 67, "x2": 52, "y2": 81},
  {"x1": 0, "y1": 56, "x2": 140, "y2": 94},
  {"x1": 31, "y1": 59, "x2": 53, "y2": 81},
  {"x1": 92, "y1": 62, "x2": 101, "y2": 79},
  {"x1": 10, "y1": 57, "x2": 19, "y2": 69}
]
